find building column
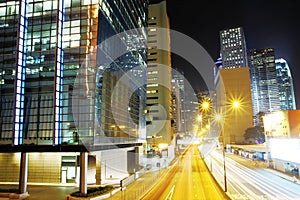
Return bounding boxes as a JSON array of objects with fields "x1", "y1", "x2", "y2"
[
  {"x1": 135, "y1": 147, "x2": 139, "y2": 171},
  {"x1": 95, "y1": 154, "x2": 101, "y2": 185},
  {"x1": 80, "y1": 152, "x2": 88, "y2": 194},
  {"x1": 19, "y1": 152, "x2": 28, "y2": 193}
]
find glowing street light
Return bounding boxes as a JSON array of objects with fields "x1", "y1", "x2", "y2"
[
  {"x1": 215, "y1": 113, "x2": 222, "y2": 122},
  {"x1": 201, "y1": 101, "x2": 210, "y2": 111},
  {"x1": 233, "y1": 100, "x2": 240, "y2": 108}
]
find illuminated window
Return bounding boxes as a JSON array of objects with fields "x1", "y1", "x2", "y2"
[
  {"x1": 147, "y1": 83, "x2": 158, "y2": 87},
  {"x1": 147, "y1": 90, "x2": 158, "y2": 94},
  {"x1": 148, "y1": 71, "x2": 158, "y2": 75}
]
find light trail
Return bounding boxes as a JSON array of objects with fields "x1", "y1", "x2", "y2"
[
  {"x1": 206, "y1": 149, "x2": 300, "y2": 199},
  {"x1": 164, "y1": 185, "x2": 175, "y2": 200}
]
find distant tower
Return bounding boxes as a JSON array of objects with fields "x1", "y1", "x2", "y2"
[
  {"x1": 219, "y1": 27, "x2": 249, "y2": 68},
  {"x1": 214, "y1": 53, "x2": 223, "y2": 78},
  {"x1": 275, "y1": 58, "x2": 296, "y2": 110},
  {"x1": 171, "y1": 78, "x2": 181, "y2": 133},
  {"x1": 248, "y1": 48, "x2": 281, "y2": 116},
  {"x1": 172, "y1": 70, "x2": 186, "y2": 134}
]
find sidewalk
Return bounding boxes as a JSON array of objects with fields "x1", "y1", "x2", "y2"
[
  {"x1": 105, "y1": 167, "x2": 169, "y2": 200},
  {"x1": 265, "y1": 168, "x2": 300, "y2": 185},
  {"x1": 104, "y1": 154, "x2": 181, "y2": 200}
]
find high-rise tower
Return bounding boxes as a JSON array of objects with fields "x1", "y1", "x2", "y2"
[
  {"x1": 146, "y1": 0, "x2": 173, "y2": 156},
  {"x1": 219, "y1": 27, "x2": 249, "y2": 69},
  {"x1": 249, "y1": 48, "x2": 281, "y2": 116},
  {"x1": 275, "y1": 58, "x2": 296, "y2": 110}
]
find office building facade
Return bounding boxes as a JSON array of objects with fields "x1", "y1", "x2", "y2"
[
  {"x1": 0, "y1": 0, "x2": 148, "y2": 188},
  {"x1": 275, "y1": 58, "x2": 296, "y2": 110},
  {"x1": 248, "y1": 48, "x2": 281, "y2": 116},
  {"x1": 146, "y1": 0, "x2": 173, "y2": 151},
  {"x1": 219, "y1": 27, "x2": 249, "y2": 69}
]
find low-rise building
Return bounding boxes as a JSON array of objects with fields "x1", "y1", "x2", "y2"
[{"x1": 263, "y1": 110, "x2": 300, "y2": 138}]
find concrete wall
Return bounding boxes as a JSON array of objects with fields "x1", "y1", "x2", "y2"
[
  {"x1": 100, "y1": 149, "x2": 129, "y2": 180},
  {"x1": 288, "y1": 110, "x2": 300, "y2": 138},
  {"x1": 216, "y1": 68, "x2": 254, "y2": 144},
  {"x1": 88, "y1": 155, "x2": 96, "y2": 184}
]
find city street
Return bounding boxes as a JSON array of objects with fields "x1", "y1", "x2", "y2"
[{"x1": 141, "y1": 145, "x2": 230, "y2": 200}]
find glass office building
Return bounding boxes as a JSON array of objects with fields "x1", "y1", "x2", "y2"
[
  {"x1": 0, "y1": 0, "x2": 148, "y2": 146},
  {"x1": 275, "y1": 58, "x2": 296, "y2": 110},
  {"x1": 248, "y1": 48, "x2": 281, "y2": 116}
]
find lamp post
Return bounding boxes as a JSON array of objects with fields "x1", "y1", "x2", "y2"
[
  {"x1": 216, "y1": 99, "x2": 240, "y2": 192},
  {"x1": 221, "y1": 127, "x2": 227, "y2": 192},
  {"x1": 215, "y1": 113, "x2": 227, "y2": 192}
]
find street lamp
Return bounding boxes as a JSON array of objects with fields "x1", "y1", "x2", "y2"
[
  {"x1": 201, "y1": 101, "x2": 210, "y2": 111},
  {"x1": 232, "y1": 101, "x2": 240, "y2": 108},
  {"x1": 214, "y1": 100, "x2": 240, "y2": 193}
]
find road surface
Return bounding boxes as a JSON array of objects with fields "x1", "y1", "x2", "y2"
[{"x1": 142, "y1": 145, "x2": 230, "y2": 200}]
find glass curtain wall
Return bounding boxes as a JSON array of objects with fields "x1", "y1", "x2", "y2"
[
  {"x1": 96, "y1": 0, "x2": 147, "y2": 142},
  {"x1": 0, "y1": 0, "x2": 147, "y2": 146},
  {"x1": 0, "y1": 0, "x2": 20, "y2": 144}
]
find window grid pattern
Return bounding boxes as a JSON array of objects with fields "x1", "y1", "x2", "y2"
[
  {"x1": 22, "y1": 0, "x2": 57, "y2": 145},
  {"x1": 0, "y1": 0, "x2": 20, "y2": 143},
  {"x1": 13, "y1": 0, "x2": 27, "y2": 145},
  {"x1": 61, "y1": 1, "x2": 99, "y2": 144}
]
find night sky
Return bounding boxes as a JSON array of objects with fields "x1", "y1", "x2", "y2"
[{"x1": 163, "y1": 0, "x2": 300, "y2": 109}]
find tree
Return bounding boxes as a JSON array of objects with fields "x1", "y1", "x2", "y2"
[
  {"x1": 255, "y1": 111, "x2": 265, "y2": 127},
  {"x1": 244, "y1": 126, "x2": 265, "y2": 144}
]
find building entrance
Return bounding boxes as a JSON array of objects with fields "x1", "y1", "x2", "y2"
[{"x1": 61, "y1": 156, "x2": 77, "y2": 183}]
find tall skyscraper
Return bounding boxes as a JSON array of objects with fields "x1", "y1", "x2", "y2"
[
  {"x1": 172, "y1": 69, "x2": 185, "y2": 134},
  {"x1": 275, "y1": 58, "x2": 296, "y2": 110},
  {"x1": 172, "y1": 69, "x2": 199, "y2": 136},
  {"x1": 248, "y1": 48, "x2": 281, "y2": 116},
  {"x1": 219, "y1": 27, "x2": 249, "y2": 69},
  {"x1": 146, "y1": 0, "x2": 173, "y2": 153},
  {"x1": 171, "y1": 78, "x2": 181, "y2": 134},
  {"x1": 0, "y1": 0, "x2": 148, "y2": 189}
]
